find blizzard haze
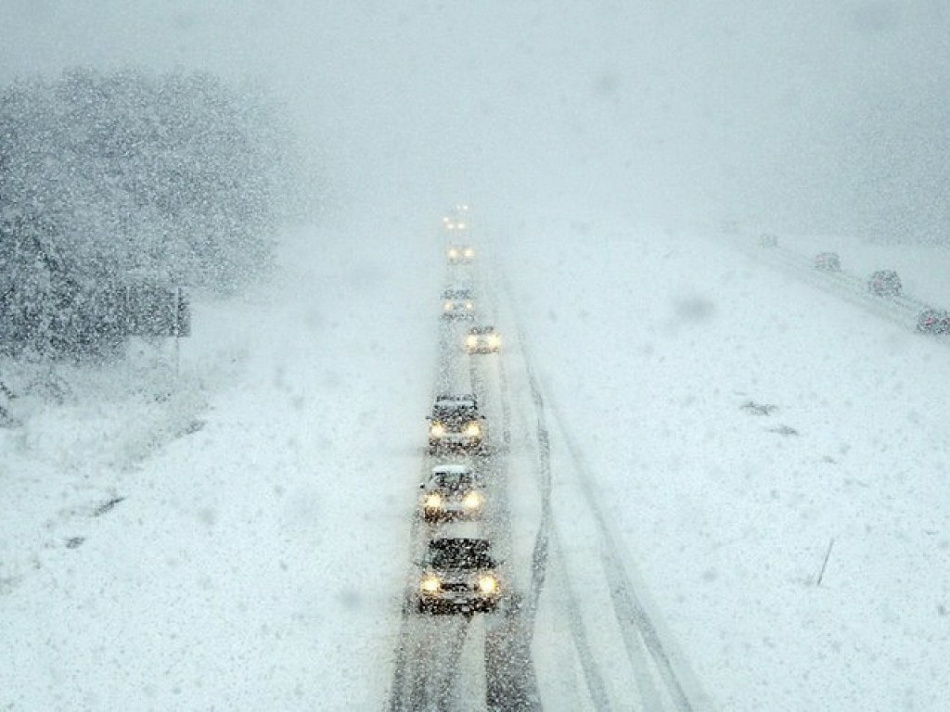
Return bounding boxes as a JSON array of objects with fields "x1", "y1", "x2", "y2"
[
  {"x1": 4, "y1": 3, "x2": 950, "y2": 711},
  {"x1": 2, "y1": 0, "x2": 949, "y2": 237}
]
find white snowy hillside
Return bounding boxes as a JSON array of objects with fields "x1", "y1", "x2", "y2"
[
  {"x1": 502, "y1": 216, "x2": 950, "y2": 710},
  {"x1": 3, "y1": 210, "x2": 950, "y2": 710}
]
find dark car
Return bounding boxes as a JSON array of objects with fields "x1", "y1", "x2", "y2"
[
  {"x1": 427, "y1": 393, "x2": 487, "y2": 453},
  {"x1": 868, "y1": 269, "x2": 902, "y2": 296},
  {"x1": 465, "y1": 325, "x2": 501, "y2": 354},
  {"x1": 416, "y1": 537, "x2": 502, "y2": 614},
  {"x1": 446, "y1": 244, "x2": 475, "y2": 264},
  {"x1": 441, "y1": 288, "x2": 475, "y2": 320},
  {"x1": 916, "y1": 308, "x2": 950, "y2": 334},
  {"x1": 759, "y1": 232, "x2": 778, "y2": 247},
  {"x1": 420, "y1": 465, "x2": 485, "y2": 522},
  {"x1": 813, "y1": 252, "x2": 841, "y2": 272}
]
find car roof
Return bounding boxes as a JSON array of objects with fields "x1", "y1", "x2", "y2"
[
  {"x1": 434, "y1": 393, "x2": 477, "y2": 406},
  {"x1": 431, "y1": 464, "x2": 472, "y2": 476},
  {"x1": 468, "y1": 325, "x2": 495, "y2": 334},
  {"x1": 442, "y1": 287, "x2": 473, "y2": 297}
]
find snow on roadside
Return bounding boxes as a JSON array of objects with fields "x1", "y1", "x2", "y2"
[
  {"x1": 503, "y1": 220, "x2": 950, "y2": 711},
  {"x1": 2, "y1": 219, "x2": 442, "y2": 709}
]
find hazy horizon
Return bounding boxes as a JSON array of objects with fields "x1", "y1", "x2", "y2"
[{"x1": 2, "y1": 0, "x2": 948, "y2": 241}]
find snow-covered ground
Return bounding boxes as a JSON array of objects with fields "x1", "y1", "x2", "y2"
[
  {"x1": 3, "y1": 212, "x2": 950, "y2": 710},
  {"x1": 503, "y1": 218, "x2": 950, "y2": 710}
]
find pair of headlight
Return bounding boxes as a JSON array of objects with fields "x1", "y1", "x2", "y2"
[{"x1": 419, "y1": 573, "x2": 499, "y2": 596}]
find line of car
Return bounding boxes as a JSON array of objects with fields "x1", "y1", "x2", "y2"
[
  {"x1": 411, "y1": 209, "x2": 509, "y2": 617},
  {"x1": 763, "y1": 236, "x2": 950, "y2": 334}
]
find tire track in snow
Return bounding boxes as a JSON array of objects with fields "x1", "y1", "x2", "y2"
[{"x1": 499, "y1": 262, "x2": 705, "y2": 712}]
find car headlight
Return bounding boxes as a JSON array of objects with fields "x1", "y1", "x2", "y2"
[
  {"x1": 424, "y1": 493, "x2": 443, "y2": 509},
  {"x1": 464, "y1": 301, "x2": 473, "y2": 310},
  {"x1": 463, "y1": 422, "x2": 481, "y2": 438},
  {"x1": 464, "y1": 248, "x2": 475, "y2": 258},
  {"x1": 430, "y1": 422, "x2": 446, "y2": 438},
  {"x1": 477, "y1": 575, "x2": 499, "y2": 595},
  {"x1": 466, "y1": 335, "x2": 478, "y2": 348},
  {"x1": 462, "y1": 491, "x2": 483, "y2": 509},
  {"x1": 443, "y1": 302, "x2": 453, "y2": 311},
  {"x1": 487, "y1": 335, "x2": 500, "y2": 348},
  {"x1": 448, "y1": 249, "x2": 458, "y2": 258},
  {"x1": 421, "y1": 575, "x2": 441, "y2": 594}
]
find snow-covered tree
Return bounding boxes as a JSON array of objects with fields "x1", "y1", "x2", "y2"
[{"x1": 0, "y1": 68, "x2": 305, "y2": 359}]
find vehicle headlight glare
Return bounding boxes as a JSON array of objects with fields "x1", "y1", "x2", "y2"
[
  {"x1": 443, "y1": 302, "x2": 453, "y2": 311},
  {"x1": 477, "y1": 575, "x2": 499, "y2": 595},
  {"x1": 462, "y1": 491, "x2": 483, "y2": 509},
  {"x1": 430, "y1": 423, "x2": 446, "y2": 438},
  {"x1": 466, "y1": 336, "x2": 478, "y2": 347},
  {"x1": 421, "y1": 575, "x2": 441, "y2": 594},
  {"x1": 463, "y1": 422, "x2": 481, "y2": 437},
  {"x1": 424, "y1": 493, "x2": 443, "y2": 509}
]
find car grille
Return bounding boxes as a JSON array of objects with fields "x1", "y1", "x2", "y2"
[{"x1": 441, "y1": 581, "x2": 471, "y2": 593}]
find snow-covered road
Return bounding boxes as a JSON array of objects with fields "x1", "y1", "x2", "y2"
[{"x1": 3, "y1": 213, "x2": 950, "y2": 710}]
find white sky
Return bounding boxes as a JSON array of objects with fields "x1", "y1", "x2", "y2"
[{"x1": 2, "y1": 0, "x2": 948, "y2": 237}]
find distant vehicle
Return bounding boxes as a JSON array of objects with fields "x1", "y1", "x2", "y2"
[
  {"x1": 420, "y1": 464, "x2": 485, "y2": 522},
  {"x1": 416, "y1": 537, "x2": 502, "y2": 614},
  {"x1": 813, "y1": 252, "x2": 841, "y2": 272},
  {"x1": 759, "y1": 232, "x2": 778, "y2": 248},
  {"x1": 916, "y1": 308, "x2": 950, "y2": 334},
  {"x1": 427, "y1": 393, "x2": 486, "y2": 453},
  {"x1": 441, "y1": 288, "x2": 475, "y2": 320},
  {"x1": 868, "y1": 269, "x2": 902, "y2": 296},
  {"x1": 465, "y1": 325, "x2": 500, "y2": 354},
  {"x1": 447, "y1": 245, "x2": 475, "y2": 264}
]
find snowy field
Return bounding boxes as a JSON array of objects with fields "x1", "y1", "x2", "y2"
[{"x1": 3, "y1": 212, "x2": 950, "y2": 710}]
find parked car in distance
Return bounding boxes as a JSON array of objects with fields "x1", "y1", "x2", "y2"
[
  {"x1": 868, "y1": 269, "x2": 902, "y2": 296},
  {"x1": 813, "y1": 252, "x2": 841, "y2": 272},
  {"x1": 916, "y1": 308, "x2": 950, "y2": 334}
]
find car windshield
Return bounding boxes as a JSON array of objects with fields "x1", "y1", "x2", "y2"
[
  {"x1": 442, "y1": 289, "x2": 472, "y2": 300},
  {"x1": 434, "y1": 471, "x2": 475, "y2": 488},
  {"x1": 433, "y1": 406, "x2": 476, "y2": 421},
  {"x1": 428, "y1": 540, "x2": 494, "y2": 570}
]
